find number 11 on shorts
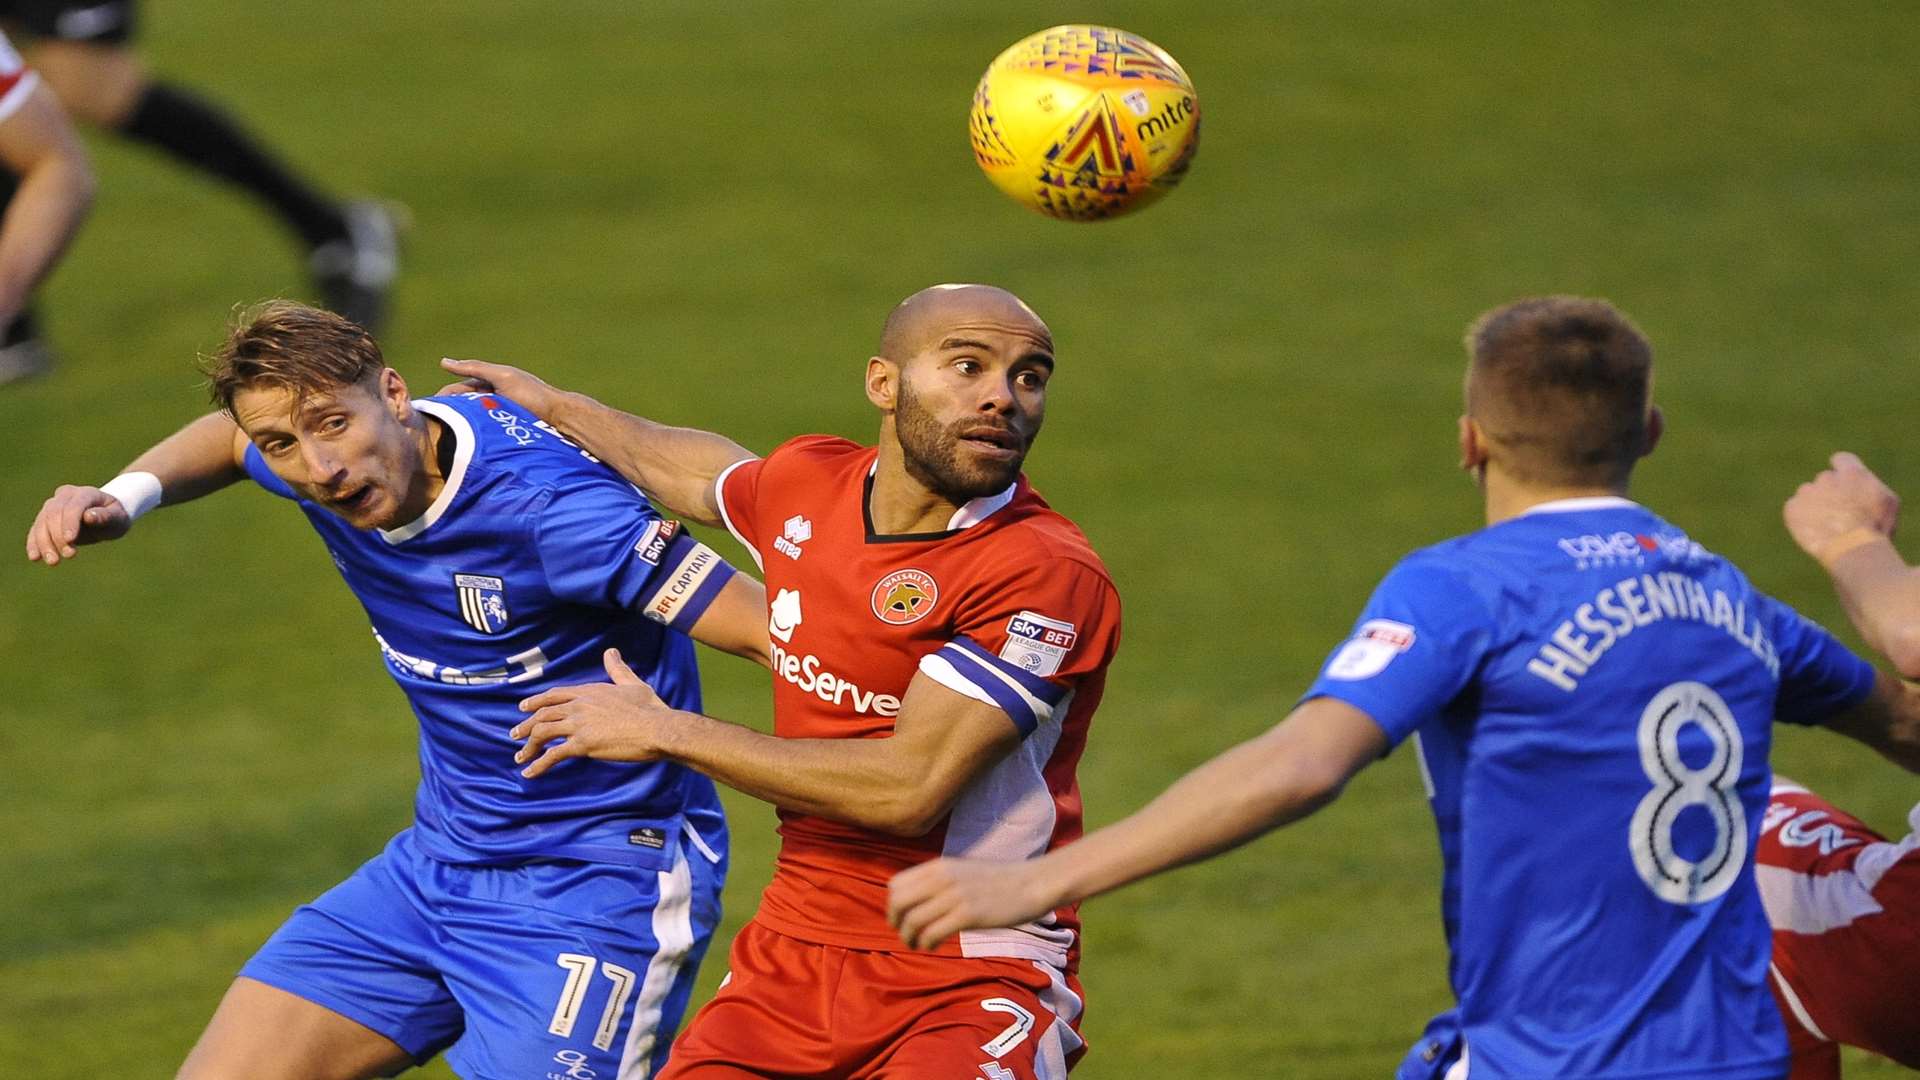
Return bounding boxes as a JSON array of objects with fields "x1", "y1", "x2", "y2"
[{"x1": 549, "y1": 952, "x2": 639, "y2": 1051}]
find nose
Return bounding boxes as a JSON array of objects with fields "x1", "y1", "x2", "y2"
[
  {"x1": 977, "y1": 375, "x2": 1016, "y2": 414},
  {"x1": 300, "y1": 440, "x2": 347, "y2": 489}
]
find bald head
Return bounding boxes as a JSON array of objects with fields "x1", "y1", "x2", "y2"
[{"x1": 878, "y1": 284, "x2": 1052, "y2": 362}]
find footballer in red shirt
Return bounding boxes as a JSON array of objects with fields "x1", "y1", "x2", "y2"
[
  {"x1": 445, "y1": 283, "x2": 1120, "y2": 1078},
  {"x1": 1757, "y1": 779, "x2": 1920, "y2": 1079}
]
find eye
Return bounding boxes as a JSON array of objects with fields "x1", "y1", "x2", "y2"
[
  {"x1": 262, "y1": 439, "x2": 294, "y2": 456},
  {"x1": 1016, "y1": 370, "x2": 1049, "y2": 390},
  {"x1": 953, "y1": 357, "x2": 983, "y2": 375},
  {"x1": 320, "y1": 415, "x2": 349, "y2": 434}
]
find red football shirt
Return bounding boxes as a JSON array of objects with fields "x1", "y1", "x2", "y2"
[
  {"x1": 716, "y1": 435, "x2": 1121, "y2": 965},
  {"x1": 1756, "y1": 780, "x2": 1920, "y2": 1073},
  {"x1": 0, "y1": 33, "x2": 37, "y2": 126}
]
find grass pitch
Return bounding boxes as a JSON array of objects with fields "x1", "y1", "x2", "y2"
[{"x1": 2, "y1": 3, "x2": 1916, "y2": 1076}]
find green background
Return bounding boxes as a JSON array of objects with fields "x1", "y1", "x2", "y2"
[{"x1": 3, "y1": 2, "x2": 1915, "y2": 1075}]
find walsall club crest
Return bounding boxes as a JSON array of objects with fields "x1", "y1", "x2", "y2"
[
  {"x1": 454, "y1": 573, "x2": 509, "y2": 634},
  {"x1": 871, "y1": 568, "x2": 938, "y2": 625}
]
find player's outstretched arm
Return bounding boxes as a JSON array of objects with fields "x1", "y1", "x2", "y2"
[
  {"x1": 886, "y1": 697, "x2": 1388, "y2": 950},
  {"x1": 1785, "y1": 452, "x2": 1920, "y2": 677},
  {"x1": 1824, "y1": 670, "x2": 1920, "y2": 774},
  {"x1": 26, "y1": 413, "x2": 247, "y2": 566},
  {"x1": 514, "y1": 655, "x2": 1020, "y2": 836},
  {"x1": 685, "y1": 573, "x2": 773, "y2": 670},
  {"x1": 0, "y1": 77, "x2": 93, "y2": 327},
  {"x1": 439, "y1": 358, "x2": 752, "y2": 528}
]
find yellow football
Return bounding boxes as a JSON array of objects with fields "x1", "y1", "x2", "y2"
[{"x1": 969, "y1": 25, "x2": 1200, "y2": 221}]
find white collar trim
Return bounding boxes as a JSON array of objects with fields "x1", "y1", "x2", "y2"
[
  {"x1": 948, "y1": 484, "x2": 1017, "y2": 530},
  {"x1": 865, "y1": 458, "x2": 1017, "y2": 532},
  {"x1": 379, "y1": 399, "x2": 473, "y2": 545},
  {"x1": 1519, "y1": 495, "x2": 1638, "y2": 517}
]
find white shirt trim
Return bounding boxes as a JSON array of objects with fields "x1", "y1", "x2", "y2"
[
  {"x1": 1518, "y1": 495, "x2": 1638, "y2": 517},
  {"x1": 712, "y1": 456, "x2": 763, "y2": 570},
  {"x1": 0, "y1": 70, "x2": 39, "y2": 128},
  {"x1": 949, "y1": 484, "x2": 1018, "y2": 530},
  {"x1": 1770, "y1": 962, "x2": 1832, "y2": 1043},
  {"x1": 379, "y1": 399, "x2": 475, "y2": 545},
  {"x1": 865, "y1": 459, "x2": 1019, "y2": 532}
]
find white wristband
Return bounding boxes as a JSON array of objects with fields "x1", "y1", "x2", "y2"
[{"x1": 100, "y1": 471, "x2": 163, "y2": 521}]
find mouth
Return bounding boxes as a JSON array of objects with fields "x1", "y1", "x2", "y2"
[
  {"x1": 957, "y1": 427, "x2": 1022, "y2": 460},
  {"x1": 327, "y1": 484, "x2": 378, "y2": 514}
]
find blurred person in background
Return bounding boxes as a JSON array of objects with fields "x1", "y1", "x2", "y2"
[
  {"x1": 0, "y1": 0, "x2": 398, "y2": 352},
  {"x1": 0, "y1": 24, "x2": 90, "y2": 385}
]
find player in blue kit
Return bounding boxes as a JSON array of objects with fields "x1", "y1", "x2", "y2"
[
  {"x1": 25, "y1": 302, "x2": 768, "y2": 1079},
  {"x1": 888, "y1": 297, "x2": 1920, "y2": 1078}
]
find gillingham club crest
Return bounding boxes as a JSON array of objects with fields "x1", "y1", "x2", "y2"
[
  {"x1": 871, "y1": 568, "x2": 938, "y2": 625},
  {"x1": 454, "y1": 573, "x2": 510, "y2": 634}
]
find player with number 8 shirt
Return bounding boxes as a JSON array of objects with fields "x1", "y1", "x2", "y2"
[{"x1": 887, "y1": 297, "x2": 1920, "y2": 1079}]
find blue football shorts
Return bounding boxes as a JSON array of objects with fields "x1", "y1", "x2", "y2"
[{"x1": 240, "y1": 823, "x2": 726, "y2": 1079}]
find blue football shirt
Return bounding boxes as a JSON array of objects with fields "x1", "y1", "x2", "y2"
[
  {"x1": 242, "y1": 392, "x2": 734, "y2": 868},
  {"x1": 1305, "y1": 497, "x2": 1875, "y2": 1079}
]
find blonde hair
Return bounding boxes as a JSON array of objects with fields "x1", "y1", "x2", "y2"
[{"x1": 204, "y1": 300, "x2": 384, "y2": 415}]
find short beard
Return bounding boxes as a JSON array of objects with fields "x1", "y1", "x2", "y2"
[{"x1": 895, "y1": 376, "x2": 1025, "y2": 503}]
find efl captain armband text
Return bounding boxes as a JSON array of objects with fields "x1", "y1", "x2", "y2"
[{"x1": 637, "y1": 525, "x2": 737, "y2": 631}]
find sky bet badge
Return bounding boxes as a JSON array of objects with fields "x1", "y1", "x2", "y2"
[{"x1": 455, "y1": 573, "x2": 510, "y2": 634}]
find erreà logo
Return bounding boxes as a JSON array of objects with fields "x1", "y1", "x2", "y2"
[{"x1": 871, "y1": 568, "x2": 938, "y2": 625}]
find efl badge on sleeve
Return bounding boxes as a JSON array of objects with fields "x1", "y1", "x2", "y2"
[
  {"x1": 455, "y1": 573, "x2": 510, "y2": 634},
  {"x1": 1325, "y1": 619, "x2": 1415, "y2": 680},
  {"x1": 1000, "y1": 610, "x2": 1078, "y2": 676}
]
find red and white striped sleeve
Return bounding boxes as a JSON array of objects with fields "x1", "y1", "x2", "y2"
[{"x1": 0, "y1": 32, "x2": 38, "y2": 126}]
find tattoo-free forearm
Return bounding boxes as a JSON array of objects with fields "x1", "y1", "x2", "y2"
[
  {"x1": 1821, "y1": 538, "x2": 1920, "y2": 678},
  {"x1": 653, "y1": 709, "x2": 962, "y2": 836},
  {"x1": 123, "y1": 413, "x2": 248, "y2": 504},
  {"x1": 1029, "y1": 701, "x2": 1386, "y2": 910},
  {"x1": 543, "y1": 391, "x2": 753, "y2": 528}
]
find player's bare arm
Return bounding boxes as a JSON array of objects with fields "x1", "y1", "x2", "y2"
[
  {"x1": 886, "y1": 697, "x2": 1387, "y2": 950},
  {"x1": 514, "y1": 652, "x2": 1020, "y2": 837},
  {"x1": 682, "y1": 574, "x2": 772, "y2": 669},
  {"x1": 0, "y1": 78, "x2": 93, "y2": 327},
  {"x1": 26, "y1": 412, "x2": 247, "y2": 565},
  {"x1": 1784, "y1": 451, "x2": 1920, "y2": 675},
  {"x1": 1822, "y1": 669, "x2": 1920, "y2": 773},
  {"x1": 439, "y1": 357, "x2": 753, "y2": 528}
]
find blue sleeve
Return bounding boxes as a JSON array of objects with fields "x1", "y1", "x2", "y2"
[
  {"x1": 1765, "y1": 595, "x2": 1877, "y2": 726},
  {"x1": 1303, "y1": 554, "x2": 1495, "y2": 748},
  {"x1": 241, "y1": 443, "x2": 298, "y2": 500},
  {"x1": 532, "y1": 473, "x2": 737, "y2": 628}
]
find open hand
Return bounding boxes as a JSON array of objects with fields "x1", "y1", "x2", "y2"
[
  {"x1": 1784, "y1": 451, "x2": 1900, "y2": 566},
  {"x1": 887, "y1": 856, "x2": 1061, "y2": 951},
  {"x1": 437, "y1": 358, "x2": 559, "y2": 417},
  {"x1": 25, "y1": 485, "x2": 132, "y2": 566},
  {"x1": 511, "y1": 649, "x2": 675, "y2": 778}
]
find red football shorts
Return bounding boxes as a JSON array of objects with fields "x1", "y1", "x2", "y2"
[{"x1": 659, "y1": 919, "x2": 1086, "y2": 1079}]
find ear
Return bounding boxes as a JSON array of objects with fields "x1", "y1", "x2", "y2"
[
  {"x1": 865, "y1": 356, "x2": 898, "y2": 412},
  {"x1": 1458, "y1": 414, "x2": 1488, "y2": 475},
  {"x1": 1639, "y1": 405, "x2": 1664, "y2": 460},
  {"x1": 380, "y1": 367, "x2": 412, "y2": 421}
]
